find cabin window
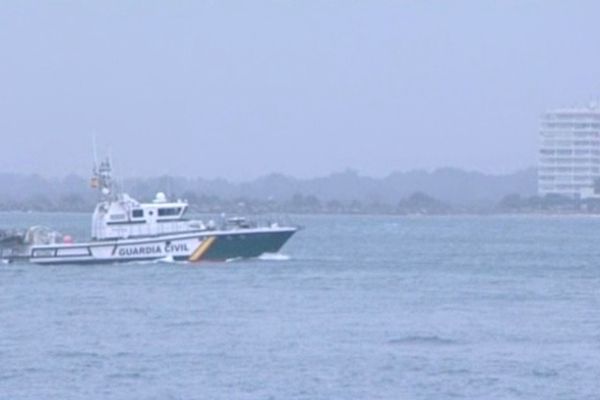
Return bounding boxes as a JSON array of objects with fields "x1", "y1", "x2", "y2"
[
  {"x1": 109, "y1": 214, "x2": 126, "y2": 221},
  {"x1": 132, "y1": 209, "x2": 144, "y2": 218},
  {"x1": 158, "y1": 207, "x2": 181, "y2": 217}
]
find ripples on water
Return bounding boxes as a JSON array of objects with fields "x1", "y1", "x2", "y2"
[{"x1": 1, "y1": 213, "x2": 599, "y2": 399}]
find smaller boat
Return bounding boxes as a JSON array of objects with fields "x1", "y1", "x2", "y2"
[{"x1": 0, "y1": 158, "x2": 298, "y2": 265}]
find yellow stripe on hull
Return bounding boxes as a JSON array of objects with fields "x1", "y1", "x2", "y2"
[{"x1": 189, "y1": 236, "x2": 216, "y2": 262}]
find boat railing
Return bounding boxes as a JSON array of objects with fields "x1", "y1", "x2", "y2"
[
  {"x1": 92, "y1": 215, "x2": 294, "y2": 240},
  {"x1": 94, "y1": 220, "x2": 207, "y2": 240}
]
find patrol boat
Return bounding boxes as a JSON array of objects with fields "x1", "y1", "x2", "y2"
[{"x1": 0, "y1": 158, "x2": 297, "y2": 265}]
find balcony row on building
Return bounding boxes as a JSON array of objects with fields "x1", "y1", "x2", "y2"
[{"x1": 538, "y1": 103, "x2": 600, "y2": 199}]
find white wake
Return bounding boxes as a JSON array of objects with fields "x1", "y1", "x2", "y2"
[{"x1": 258, "y1": 253, "x2": 291, "y2": 261}]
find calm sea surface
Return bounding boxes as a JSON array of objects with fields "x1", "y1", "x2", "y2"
[{"x1": 1, "y1": 213, "x2": 599, "y2": 399}]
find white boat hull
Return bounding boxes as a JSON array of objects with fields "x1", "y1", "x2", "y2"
[{"x1": 15, "y1": 227, "x2": 297, "y2": 265}]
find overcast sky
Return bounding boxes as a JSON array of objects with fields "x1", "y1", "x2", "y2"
[{"x1": 1, "y1": 1, "x2": 599, "y2": 180}]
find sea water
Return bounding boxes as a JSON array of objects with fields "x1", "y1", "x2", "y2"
[{"x1": 0, "y1": 213, "x2": 599, "y2": 399}]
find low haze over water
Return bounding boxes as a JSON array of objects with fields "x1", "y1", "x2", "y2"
[{"x1": 1, "y1": 213, "x2": 598, "y2": 399}]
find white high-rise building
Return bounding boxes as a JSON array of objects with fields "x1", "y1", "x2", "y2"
[{"x1": 538, "y1": 104, "x2": 600, "y2": 199}]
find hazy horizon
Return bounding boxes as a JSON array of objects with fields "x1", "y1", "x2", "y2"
[
  {"x1": 2, "y1": 1, "x2": 599, "y2": 180},
  {"x1": 0, "y1": 162, "x2": 537, "y2": 183}
]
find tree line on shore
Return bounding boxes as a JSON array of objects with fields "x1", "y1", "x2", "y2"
[
  {"x1": 2, "y1": 168, "x2": 598, "y2": 214},
  {"x1": 1, "y1": 190, "x2": 599, "y2": 215}
]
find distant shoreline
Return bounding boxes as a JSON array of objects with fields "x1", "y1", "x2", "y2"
[
  {"x1": 3, "y1": 167, "x2": 600, "y2": 215},
  {"x1": 2, "y1": 209, "x2": 600, "y2": 218}
]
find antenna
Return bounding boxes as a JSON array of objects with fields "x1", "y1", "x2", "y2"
[
  {"x1": 107, "y1": 146, "x2": 113, "y2": 170},
  {"x1": 92, "y1": 133, "x2": 99, "y2": 172},
  {"x1": 107, "y1": 146, "x2": 113, "y2": 182}
]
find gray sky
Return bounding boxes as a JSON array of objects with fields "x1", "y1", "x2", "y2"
[{"x1": 1, "y1": 1, "x2": 599, "y2": 180}]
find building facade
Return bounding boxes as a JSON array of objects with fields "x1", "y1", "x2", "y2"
[{"x1": 538, "y1": 104, "x2": 600, "y2": 199}]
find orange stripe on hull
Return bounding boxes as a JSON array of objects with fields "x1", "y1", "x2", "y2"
[{"x1": 189, "y1": 236, "x2": 216, "y2": 262}]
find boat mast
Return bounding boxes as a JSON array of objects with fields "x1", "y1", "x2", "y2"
[{"x1": 91, "y1": 157, "x2": 117, "y2": 201}]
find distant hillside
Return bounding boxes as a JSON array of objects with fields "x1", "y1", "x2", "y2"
[
  {"x1": 0, "y1": 168, "x2": 537, "y2": 213},
  {"x1": 121, "y1": 167, "x2": 537, "y2": 206}
]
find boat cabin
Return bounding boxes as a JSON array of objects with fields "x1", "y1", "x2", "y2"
[{"x1": 92, "y1": 192, "x2": 203, "y2": 240}]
